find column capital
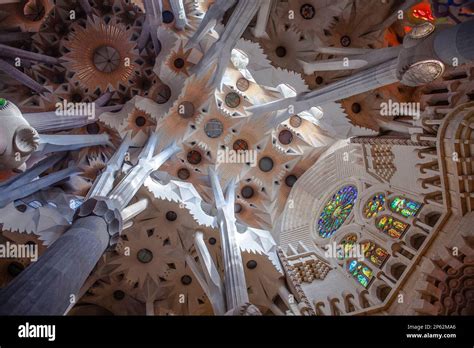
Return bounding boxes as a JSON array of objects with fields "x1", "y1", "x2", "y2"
[{"x1": 75, "y1": 197, "x2": 123, "y2": 247}]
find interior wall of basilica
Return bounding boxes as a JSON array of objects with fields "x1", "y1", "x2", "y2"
[
  {"x1": 278, "y1": 70, "x2": 474, "y2": 315},
  {"x1": 0, "y1": 0, "x2": 472, "y2": 317}
]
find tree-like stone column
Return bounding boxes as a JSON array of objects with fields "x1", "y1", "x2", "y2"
[
  {"x1": 0, "y1": 133, "x2": 177, "y2": 315},
  {"x1": 0, "y1": 198, "x2": 122, "y2": 315},
  {"x1": 209, "y1": 169, "x2": 248, "y2": 309},
  {"x1": 209, "y1": 168, "x2": 261, "y2": 315},
  {"x1": 189, "y1": 0, "x2": 260, "y2": 88},
  {"x1": 248, "y1": 19, "x2": 474, "y2": 118}
]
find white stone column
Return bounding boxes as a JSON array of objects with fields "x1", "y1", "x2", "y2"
[{"x1": 209, "y1": 168, "x2": 249, "y2": 310}]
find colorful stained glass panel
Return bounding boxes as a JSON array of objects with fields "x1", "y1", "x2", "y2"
[
  {"x1": 376, "y1": 215, "x2": 408, "y2": 239},
  {"x1": 337, "y1": 234, "x2": 358, "y2": 260},
  {"x1": 348, "y1": 260, "x2": 373, "y2": 288},
  {"x1": 390, "y1": 197, "x2": 422, "y2": 218},
  {"x1": 364, "y1": 193, "x2": 386, "y2": 218},
  {"x1": 362, "y1": 241, "x2": 390, "y2": 267},
  {"x1": 317, "y1": 185, "x2": 358, "y2": 238}
]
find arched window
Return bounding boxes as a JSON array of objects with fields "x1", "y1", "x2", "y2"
[
  {"x1": 376, "y1": 215, "x2": 408, "y2": 239},
  {"x1": 389, "y1": 196, "x2": 422, "y2": 218},
  {"x1": 362, "y1": 241, "x2": 389, "y2": 267},
  {"x1": 363, "y1": 193, "x2": 386, "y2": 218},
  {"x1": 337, "y1": 234, "x2": 358, "y2": 260},
  {"x1": 348, "y1": 260, "x2": 373, "y2": 288},
  {"x1": 317, "y1": 185, "x2": 358, "y2": 238}
]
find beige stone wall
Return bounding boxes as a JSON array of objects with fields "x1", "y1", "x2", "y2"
[
  {"x1": 278, "y1": 140, "x2": 371, "y2": 250},
  {"x1": 388, "y1": 213, "x2": 473, "y2": 315},
  {"x1": 276, "y1": 129, "x2": 459, "y2": 314}
]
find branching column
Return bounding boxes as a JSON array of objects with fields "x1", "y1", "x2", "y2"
[
  {"x1": 209, "y1": 169, "x2": 250, "y2": 310},
  {"x1": 0, "y1": 134, "x2": 178, "y2": 315}
]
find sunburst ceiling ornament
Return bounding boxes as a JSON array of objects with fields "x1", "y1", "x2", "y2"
[{"x1": 63, "y1": 15, "x2": 138, "y2": 92}]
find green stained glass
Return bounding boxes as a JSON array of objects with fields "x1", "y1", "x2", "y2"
[
  {"x1": 318, "y1": 185, "x2": 358, "y2": 238},
  {"x1": 390, "y1": 197, "x2": 422, "y2": 218},
  {"x1": 364, "y1": 193, "x2": 385, "y2": 218}
]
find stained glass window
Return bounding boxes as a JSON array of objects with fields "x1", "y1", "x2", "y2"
[
  {"x1": 233, "y1": 139, "x2": 248, "y2": 151},
  {"x1": 204, "y1": 119, "x2": 224, "y2": 138},
  {"x1": 376, "y1": 215, "x2": 408, "y2": 239},
  {"x1": 348, "y1": 260, "x2": 373, "y2": 288},
  {"x1": 337, "y1": 234, "x2": 358, "y2": 260},
  {"x1": 364, "y1": 193, "x2": 386, "y2": 218},
  {"x1": 362, "y1": 241, "x2": 389, "y2": 267},
  {"x1": 389, "y1": 197, "x2": 422, "y2": 218},
  {"x1": 317, "y1": 185, "x2": 358, "y2": 238},
  {"x1": 225, "y1": 92, "x2": 241, "y2": 108},
  {"x1": 187, "y1": 150, "x2": 202, "y2": 165}
]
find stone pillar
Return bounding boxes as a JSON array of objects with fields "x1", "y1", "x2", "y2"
[
  {"x1": 416, "y1": 147, "x2": 438, "y2": 160},
  {"x1": 378, "y1": 272, "x2": 397, "y2": 287},
  {"x1": 170, "y1": 0, "x2": 187, "y2": 30},
  {"x1": 0, "y1": 198, "x2": 121, "y2": 315},
  {"x1": 434, "y1": 19, "x2": 474, "y2": 66},
  {"x1": 0, "y1": 59, "x2": 50, "y2": 95},
  {"x1": 414, "y1": 218, "x2": 435, "y2": 232},
  {"x1": 216, "y1": 208, "x2": 249, "y2": 308},
  {"x1": 209, "y1": 169, "x2": 251, "y2": 311}
]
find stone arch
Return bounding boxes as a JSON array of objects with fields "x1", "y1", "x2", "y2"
[
  {"x1": 390, "y1": 262, "x2": 407, "y2": 280},
  {"x1": 409, "y1": 232, "x2": 427, "y2": 250},
  {"x1": 376, "y1": 284, "x2": 392, "y2": 302}
]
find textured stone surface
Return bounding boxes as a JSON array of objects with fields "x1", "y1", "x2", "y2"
[
  {"x1": 75, "y1": 196, "x2": 123, "y2": 247},
  {"x1": 0, "y1": 216, "x2": 109, "y2": 315}
]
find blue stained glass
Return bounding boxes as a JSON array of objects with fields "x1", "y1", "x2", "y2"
[
  {"x1": 390, "y1": 196, "x2": 422, "y2": 218},
  {"x1": 348, "y1": 260, "x2": 373, "y2": 288}
]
